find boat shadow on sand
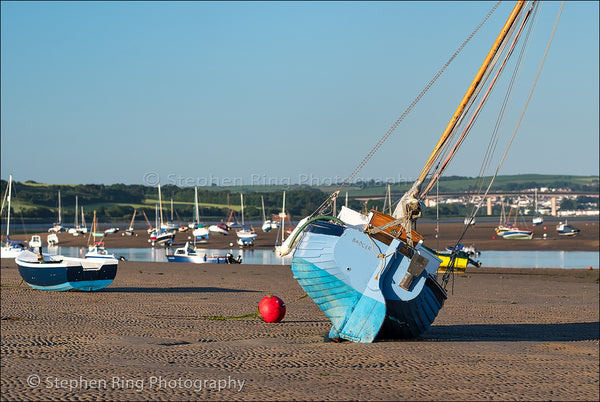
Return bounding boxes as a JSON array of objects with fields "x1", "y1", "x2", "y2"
[
  {"x1": 419, "y1": 322, "x2": 599, "y2": 342},
  {"x1": 104, "y1": 286, "x2": 260, "y2": 294}
]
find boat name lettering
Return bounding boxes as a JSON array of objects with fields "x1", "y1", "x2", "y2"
[{"x1": 351, "y1": 238, "x2": 370, "y2": 250}]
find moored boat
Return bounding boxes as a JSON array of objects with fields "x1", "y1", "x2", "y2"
[
  {"x1": 433, "y1": 248, "x2": 482, "y2": 272},
  {"x1": 209, "y1": 222, "x2": 230, "y2": 235},
  {"x1": 500, "y1": 206, "x2": 533, "y2": 239},
  {"x1": 532, "y1": 188, "x2": 544, "y2": 226},
  {"x1": 556, "y1": 221, "x2": 580, "y2": 236},
  {"x1": 1, "y1": 174, "x2": 28, "y2": 259},
  {"x1": 166, "y1": 242, "x2": 242, "y2": 264},
  {"x1": 501, "y1": 228, "x2": 533, "y2": 239}
]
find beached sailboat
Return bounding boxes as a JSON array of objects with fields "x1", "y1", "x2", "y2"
[
  {"x1": 495, "y1": 199, "x2": 513, "y2": 235},
  {"x1": 149, "y1": 185, "x2": 176, "y2": 246},
  {"x1": 209, "y1": 222, "x2": 230, "y2": 235},
  {"x1": 125, "y1": 209, "x2": 137, "y2": 236},
  {"x1": 47, "y1": 190, "x2": 66, "y2": 233},
  {"x1": 261, "y1": 196, "x2": 274, "y2": 232},
  {"x1": 225, "y1": 194, "x2": 242, "y2": 228},
  {"x1": 1, "y1": 174, "x2": 27, "y2": 259},
  {"x1": 236, "y1": 193, "x2": 258, "y2": 245},
  {"x1": 67, "y1": 196, "x2": 88, "y2": 235},
  {"x1": 277, "y1": 1, "x2": 555, "y2": 342},
  {"x1": 85, "y1": 211, "x2": 118, "y2": 259},
  {"x1": 191, "y1": 187, "x2": 210, "y2": 241},
  {"x1": 501, "y1": 206, "x2": 533, "y2": 239}
]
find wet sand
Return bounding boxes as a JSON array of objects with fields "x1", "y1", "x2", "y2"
[
  {"x1": 9, "y1": 219, "x2": 600, "y2": 251},
  {"x1": 1, "y1": 259, "x2": 598, "y2": 401}
]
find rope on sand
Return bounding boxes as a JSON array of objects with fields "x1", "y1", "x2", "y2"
[{"x1": 205, "y1": 293, "x2": 308, "y2": 321}]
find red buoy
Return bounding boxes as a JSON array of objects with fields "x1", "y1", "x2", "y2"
[{"x1": 258, "y1": 295, "x2": 286, "y2": 323}]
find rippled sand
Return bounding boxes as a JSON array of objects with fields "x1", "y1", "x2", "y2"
[{"x1": 1, "y1": 260, "x2": 598, "y2": 401}]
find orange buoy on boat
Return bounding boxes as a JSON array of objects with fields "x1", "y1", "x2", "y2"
[{"x1": 258, "y1": 295, "x2": 286, "y2": 323}]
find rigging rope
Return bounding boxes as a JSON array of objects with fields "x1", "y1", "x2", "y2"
[
  {"x1": 420, "y1": 2, "x2": 536, "y2": 199},
  {"x1": 462, "y1": 1, "x2": 541, "y2": 223},
  {"x1": 332, "y1": 1, "x2": 502, "y2": 195}
]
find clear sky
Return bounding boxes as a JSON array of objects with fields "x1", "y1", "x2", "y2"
[{"x1": 1, "y1": 1, "x2": 598, "y2": 187}]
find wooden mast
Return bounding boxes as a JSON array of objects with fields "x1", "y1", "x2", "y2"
[{"x1": 369, "y1": 1, "x2": 530, "y2": 245}]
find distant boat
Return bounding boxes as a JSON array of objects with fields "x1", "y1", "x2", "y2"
[
  {"x1": 464, "y1": 217, "x2": 476, "y2": 226},
  {"x1": 236, "y1": 194, "x2": 258, "y2": 242},
  {"x1": 86, "y1": 245, "x2": 118, "y2": 260},
  {"x1": 501, "y1": 228, "x2": 533, "y2": 239},
  {"x1": 274, "y1": 191, "x2": 289, "y2": 254},
  {"x1": 47, "y1": 190, "x2": 66, "y2": 233},
  {"x1": 191, "y1": 188, "x2": 209, "y2": 241},
  {"x1": 149, "y1": 186, "x2": 176, "y2": 246},
  {"x1": 104, "y1": 227, "x2": 120, "y2": 235},
  {"x1": 532, "y1": 188, "x2": 544, "y2": 226},
  {"x1": 432, "y1": 248, "x2": 482, "y2": 272},
  {"x1": 15, "y1": 249, "x2": 118, "y2": 292},
  {"x1": 495, "y1": 199, "x2": 513, "y2": 235},
  {"x1": 1, "y1": 174, "x2": 27, "y2": 259},
  {"x1": 237, "y1": 237, "x2": 255, "y2": 247},
  {"x1": 85, "y1": 211, "x2": 117, "y2": 260},
  {"x1": 67, "y1": 196, "x2": 88, "y2": 235},
  {"x1": 209, "y1": 222, "x2": 230, "y2": 235},
  {"x1": 501, "y1": 206, "x2": 533, "y2": 240},
  {"x1": 445, "y1": 243, "x2": 481, "y2": 258},
  {"x1": 125, "y1": 210, "x2": 137, "y2": 236},
  {"x1": 161, "y1": 198, "x2": 179, "y2": 231},
  {"x1": 261, "y1": 196, "x2": 274, "y2": 232},
  {"x1": 47, "y1": 233, "x2": 59, "y2": 246},
  {"x1": 166, "y1": 242, "x2": 241, "y2": 264},
  {"x1": 29, "y1": 235, "x2": 42, "y2": 250},
  {"x1": 225, "y1": 194, "x2": 242, "y2": 228},
  {"x1": 556, "y1": 221, "x2": 580, "y2": 236}
]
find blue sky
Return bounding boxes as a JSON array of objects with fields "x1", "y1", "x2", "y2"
[{"x1": 1, "y1": 1, "x2": 598, "y2": 186}]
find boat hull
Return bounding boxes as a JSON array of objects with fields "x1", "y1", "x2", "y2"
[
  {"x1": 166, "y1": 253, "x2": 241, "y2": 264},
  {"x1": 16, "y1": 252, "x2": 118, "y2": 292},
  {"x1": 502, "y1": 229, "x2": 533, "y2": 239},
  {"x1": 291, "y1": 220, "x2": 446, "y2": 343},
  {"x1": 1, "y1": 245, "x2": 26, "y2": 259}
]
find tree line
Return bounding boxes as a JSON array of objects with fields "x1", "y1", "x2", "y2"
[{"x1": 2, "y1": 177, "x2": 597, "y2": 223}]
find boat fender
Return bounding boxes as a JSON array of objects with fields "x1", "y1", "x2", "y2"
[{"x1": 119, "y1": 256, "x2": 127, "y2": 261}]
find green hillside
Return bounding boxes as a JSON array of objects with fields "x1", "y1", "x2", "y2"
[{"x1": 1, "y1": 174, "x2": 597, "y2": 222}]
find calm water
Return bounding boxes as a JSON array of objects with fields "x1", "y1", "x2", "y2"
[{"x1": 44, "y1": 246, "x2": 597, "y2": 269}]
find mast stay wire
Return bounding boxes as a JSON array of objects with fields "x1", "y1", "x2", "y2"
[
  {"x1": 419, "y1": 2, "x2": 536, "y2": 201},
  {"x1": 313, "y1": 1, "x2": 503, "y2": 218},
  {"x1": 442, "y1": 1, "x2": 564, "y2": 288},
  {"x1": 462, "y1": 1, "x2": 541, "y2": 224}
]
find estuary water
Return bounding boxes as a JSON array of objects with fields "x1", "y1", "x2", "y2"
[{"x1": 44, "y1": 246, "x2": 598, "y2": 269}]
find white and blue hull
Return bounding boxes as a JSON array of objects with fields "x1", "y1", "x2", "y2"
[
  {"x1": 502, "y1": 229, "x2": 533, "y2": 239},
  {"x1": 15, "y1": 251, "x2": 118, "y2": 292},
  {"x1": 291, "y1": 220, "x2": 446, "y2": 343}
]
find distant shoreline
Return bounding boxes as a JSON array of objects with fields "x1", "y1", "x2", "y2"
[{"x1": 7, "y1": 219, "x2": 599, "y2": 252}]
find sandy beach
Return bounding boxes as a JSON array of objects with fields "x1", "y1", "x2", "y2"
[
  {"x1": 1, "y1": 258, "x2": 598, "y2": 401},
  {"x1": 8, "y1": 219, "x2": 600, "y2": 252}
]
